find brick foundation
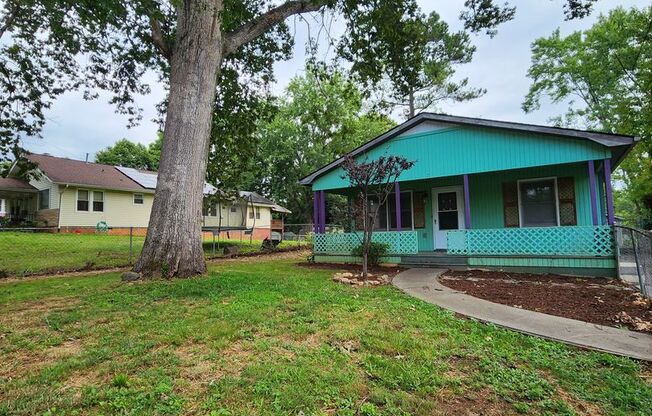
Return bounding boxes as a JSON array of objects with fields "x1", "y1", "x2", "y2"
[{"x1": 35, "y1": 209, "x2": 59, "y2": 227}]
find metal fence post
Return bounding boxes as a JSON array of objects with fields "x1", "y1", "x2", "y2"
[
  {"x1": 129, "y1": 227, "x2": 134, "y2": 265},
  {"x1": 630, "y1": 228, "x2": 646, "y2": 297}
]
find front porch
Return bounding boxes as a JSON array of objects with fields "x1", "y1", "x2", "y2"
[{"x1": 311, "y1": 161, "x2": 618, "y2": 277}]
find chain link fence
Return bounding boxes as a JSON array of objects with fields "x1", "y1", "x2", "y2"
[
  {"x1": 0, "y1": 226, "x2": 308, "y2": 277},
  {"x1": 614, "y1": 226, "x2": 652, "y2": 299}
]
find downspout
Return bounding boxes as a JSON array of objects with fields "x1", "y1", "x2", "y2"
[{"x1": 57, "y1": 184, "x2": 68, "y2": 232}]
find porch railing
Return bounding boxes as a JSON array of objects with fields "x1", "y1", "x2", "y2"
[
  {"x1": 447, "y1": 225, "x2": 614, "y2": 257},
  {"x1": 313, "y1": 231, "x2": 419, "y2": 255}
]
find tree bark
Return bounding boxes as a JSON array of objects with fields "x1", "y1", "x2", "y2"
[
  {"x1": 408, "y1": 89, "x2": 415, "y2": 119},
  {"x1": 134, "y1": 0, "x2": 224, "y2": 278}
]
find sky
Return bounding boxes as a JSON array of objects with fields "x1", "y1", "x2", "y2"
[{"x1": 22, "y1": 0, "x2": 649, "y2": 161}]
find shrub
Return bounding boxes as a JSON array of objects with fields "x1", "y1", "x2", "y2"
[{"x1": 351, "y1": 242, "x2": 389, "y2": 267}]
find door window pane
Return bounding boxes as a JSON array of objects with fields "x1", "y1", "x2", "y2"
[
  {"x1": 438, "y1": 192, "x2": 457, "y2": 211},
  {"x1": 437, "y1": 191, "x2": 459, "y2": 230},
  {"x1": 519, "y1": 179, "x2": 557, "y2": 227},
  {"x1": 438, "y1": 211, "x2": 459, "y2": 230}
]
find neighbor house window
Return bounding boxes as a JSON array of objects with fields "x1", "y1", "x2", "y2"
[
  {"x1": 249, "y1": 208, "x2": 254, "y2": 219},
  {"x1": 133, "y1": 193, "x2": 144, "y2": 205},
  {"x1": 255, "y1": 207, "x2": 261, "y2": 219},
  {"x1": 230, "y1": 206, "x2": 237, "y2": 213},
  {"x1": 77, "y1": 190, "x2": 89, "y2": 211},
  {"x1": 38, "y1": 189, "x2": 50, "y2": 210},
  {"x1": 92, "y1": 191, "x2": 104, "y2": 212},
  {"x1": 519, "y1": 178, "x2": 558, "y2": 227}
]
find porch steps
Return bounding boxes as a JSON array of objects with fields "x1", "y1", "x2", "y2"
[{"x1": 400, "y1": 253, "x2": 468, "y2": 267}]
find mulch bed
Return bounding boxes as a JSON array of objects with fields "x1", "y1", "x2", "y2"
[{"x1": 440, "y1": 270, "x2": 652, "y2": 333}]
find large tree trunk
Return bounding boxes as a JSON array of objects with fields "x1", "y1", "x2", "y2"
[{"x1": 134, "y1": 1, "x2": 224, "y2": 278}]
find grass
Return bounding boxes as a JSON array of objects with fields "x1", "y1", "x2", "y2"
[
  {"x1": 0, "y1": 231, "x2": 305, "y2": 276},
  {"x1": 0, "y1": 254, "x2": 650, "y2": 415}
]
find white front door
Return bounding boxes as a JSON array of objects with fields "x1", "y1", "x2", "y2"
[{"x1": 432, "y1": 186, "x2": 465, "y2": 250}]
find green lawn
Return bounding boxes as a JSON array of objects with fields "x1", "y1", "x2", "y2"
[
  {"x1": 0, "y1": 255, "x2": 650, "y2": 415},
  {"x1": 0, "y1": 231, "x2": 304, "y2": 276}
]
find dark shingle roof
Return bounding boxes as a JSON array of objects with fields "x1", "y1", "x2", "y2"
[
  {"x1": 26, "y1": 153, "x2": 145, "y2": 191},
  {"x1": 0, "y1": 177, "x2": 36, "y2": 191}
]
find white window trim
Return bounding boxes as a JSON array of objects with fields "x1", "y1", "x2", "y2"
[
  {"x1": 76, "y1": 189, "x2": 90, "y2": 212},
  {"x1": 133, "y1": 193, "x2": 144, "y2": 205},
  {"x1": 517, "y1": 177, "x2": 560, "y2": 228}
]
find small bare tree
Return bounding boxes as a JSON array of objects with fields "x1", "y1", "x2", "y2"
[{"x1": 340, "y1": 155, "x2": 415, "y2": 279}]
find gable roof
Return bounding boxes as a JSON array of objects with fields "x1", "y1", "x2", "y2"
[
  {"x1": 0, "y1": 177, "x2": 36, "y2": 191},
  {"x1": 240, "y1": 191, "x2": 291, "y2": 213},
  {"x1": 298, "y1": 113, "x2": 637, "y2": 186},
  {"x1": 26, "y1": 153, "x2": 146, "y2": 192}
]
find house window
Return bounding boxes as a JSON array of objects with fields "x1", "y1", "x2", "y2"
[
  {"x1": 77, "y1": 190, "x2": 89, "y2": 211},
  {"x1": 210, "y1": 203, "x2": 217, "y2": 217},
  {"x1": 519, "y1": 178, "x2": 558, "y2": 227},
  {"x1": 249, "y1": 208, "x2": 254, "y2": 219},
  {"x1": 230, "y1": 206, "x2": 237, "y2": 213},
  {"x1": 38, "y1": 189, "x2": 50, "y2": 210},
  {"x1": 133, "y1": 193, "x2": 144, "y2": 205},
  {"x1": 92, "y1": 191, "x2": 104, "y2": 212},
  {"x1": 256, "y1": 207, "x2": 260, "y2": 219},
  {"x1": 388, "y1": 192, "x2": 414, "y2": 230},
  {"x1": 363, "y1": 192, "x2": 414, "y2": 231}
]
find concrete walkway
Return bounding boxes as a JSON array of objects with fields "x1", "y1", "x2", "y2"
[{"x1": 393, "y1": 268, "x2": 652, "y2": 362}]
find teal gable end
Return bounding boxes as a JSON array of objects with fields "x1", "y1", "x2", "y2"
[{"x1": 312, "y1": 126, "x2": 611, "y2": 191}]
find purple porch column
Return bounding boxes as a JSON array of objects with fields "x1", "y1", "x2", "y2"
[
  {"x1": 604, "y1": 158, "x2": 615, "y2": 225},
  {"x1": 313, "y1": 191, "x2": 319, "y2": 233},
  {"x1": 463, "y1": 174, "x2": 472, "y2": 229},
  {"x1": 588, "y1": 160, "x2": 599, "y2": 226},
  {"x1": 394, "y1": 182, "x2": 402, "y2": 231},
  {"x1": 319, "y1": 190, "x2": 326, "y2": 233}
]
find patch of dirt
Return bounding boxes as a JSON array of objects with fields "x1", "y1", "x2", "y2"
[
  {"x1": 435, "y1": 387, "x2": 517, "y2": 415},
  {"x1": 209, "y1": 249, "x2": 310, "y2": 264},
  {"x1": 175, "y1": 343, "x2": 220, "y2": 393},
  {"x1": 0, "y1": 338, "x2": 83, "y2": 379},
  {"x1": 440, "y1": 270, "x2": 652, "y2": 333},
  {"x1": 299, "y1": 262, "x2": 404, "y2": 281}
]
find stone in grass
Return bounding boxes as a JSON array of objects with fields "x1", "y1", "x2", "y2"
[
  {"x1": 121, "y1": 271, "x2": 141, "y2": 282},
  {"x1": 223, "y1": 245, "x2": 240, "y2": 257}
]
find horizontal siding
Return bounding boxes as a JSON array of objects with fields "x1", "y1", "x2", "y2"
[
  {"x1": 313, "y1": 126, "x2": 611, "y2": 191},
  {"x1": 28, "y1": 171, "x2": 59, "y2": 209},
  {"x1": 59, "y1": 187, "x2": 154, "y2": 228}
]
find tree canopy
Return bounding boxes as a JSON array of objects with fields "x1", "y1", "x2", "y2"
[
  {"x1": 241, "y1": 65, "x2": 396, "y2": 224},
  {"x1": 95, "y1": 135, "x2": 162, "y2": 171},
  {"x1": 523, "y1": 6, "x2": 652, "y2": 227},
  {"x1": 376, "y1": 11, "x2": 485, "y2": 119}
]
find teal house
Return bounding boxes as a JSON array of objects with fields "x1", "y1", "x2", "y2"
[{"x1": 299, "y1": 113, "x2": 637, "y2": 277}]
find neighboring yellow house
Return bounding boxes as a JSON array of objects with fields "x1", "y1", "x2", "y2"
[{"x1": 2, "y1": 153, "x2": 289, "y2": 238}]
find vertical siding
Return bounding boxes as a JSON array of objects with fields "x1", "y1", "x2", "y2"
[
  {"x1": 468, "y1": 163, "x2": 595, "y2": 228},
  {"x1": 313, "y1": 126, "x2": 611, "y2": 191},
  {"x1": 397, "y1": 163, "x2": 597, "y2": 251}
]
